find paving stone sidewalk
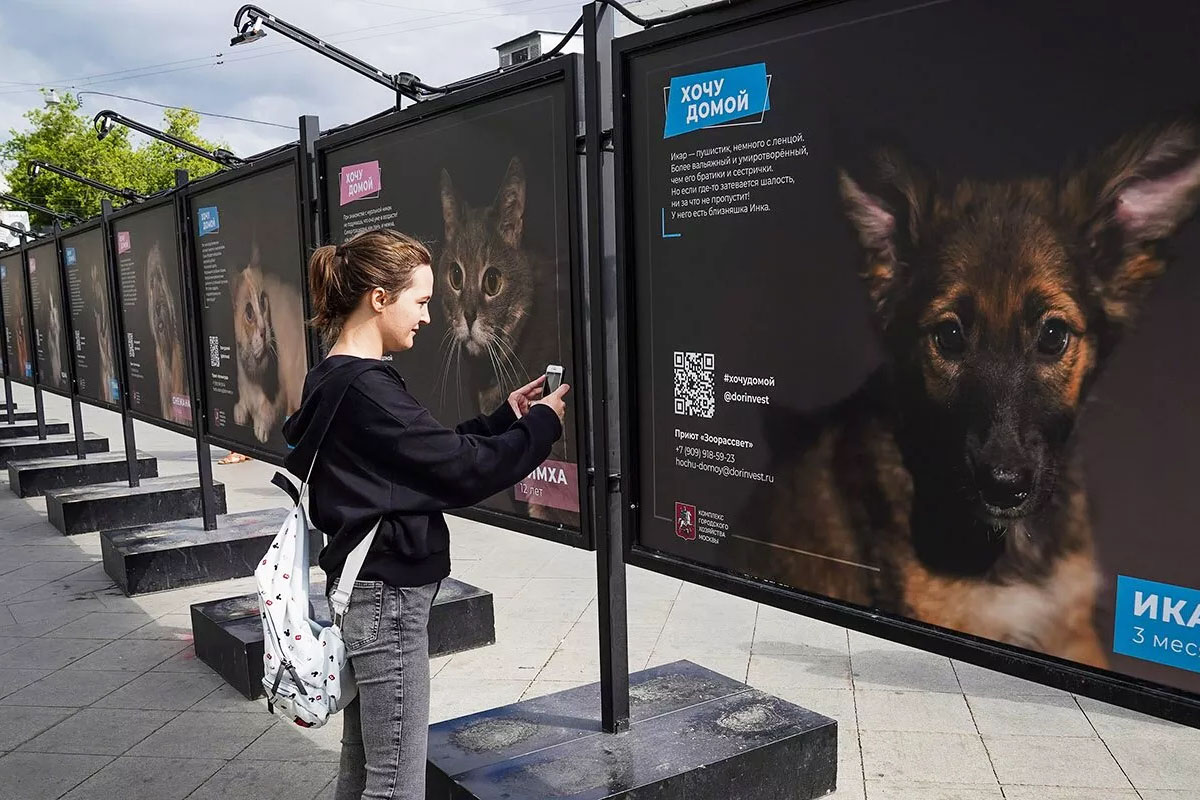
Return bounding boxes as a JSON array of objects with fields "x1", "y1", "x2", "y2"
[{"x1": 0, "y1": 392, "x2": 1195, "y2": 799}]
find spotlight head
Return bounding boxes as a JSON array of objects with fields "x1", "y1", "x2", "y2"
[
  {"x1": 231, "y1": 16, "x2": 266, "y2": 46},
  {"x1": 94, "y1": 114, "x2": 115, "y2": 141}
]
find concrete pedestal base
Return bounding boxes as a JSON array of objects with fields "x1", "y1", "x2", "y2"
[
  {"x1": 102, "y1": 508, "x2": 291, "y2": 595},
  {"x1": 7, "y1": 452, "x2": 158, "y2": 497},
  {"x1": 427, "y1": 661, "x2": 838, "y2": 800},
  {"x1": 0, "y1": 434, "x2": 108, "y2": 468},
  {"x1": 190, "y1": 577, "x2": 496, "y2": 699},
  {"x1": 46, "y1": 476, "x2": 227, "y2": 536}
]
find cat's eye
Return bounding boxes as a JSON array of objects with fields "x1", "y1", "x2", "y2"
[
  {"x1": 1036, "y1": 318, "x2": 1071, "y2": 358},
  {"x1": 259, "y1": 291, "x2": 268, "y2": 311},
  {"x1": 244, "y1": 302, "x2": 254, "y2": 322},
  {"x1": 449, "y1": 264, "x2": 464, "y2": 291},
  {"x1": 932, "y1": 318, "x2": 966, "y2": 357},
  {"x1": 482, "y1": 267, "x2": 503, "y2": 297}
]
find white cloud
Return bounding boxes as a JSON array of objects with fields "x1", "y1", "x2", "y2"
[{"x1": 0, "y1": 0, "x2": 581, "y2": 159}]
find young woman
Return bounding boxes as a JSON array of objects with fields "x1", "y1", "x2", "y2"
[{"x1": 282, "y1": 228, "x2": 567, "y2": 800}]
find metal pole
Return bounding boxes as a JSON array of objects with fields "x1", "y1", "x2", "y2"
[
  {"x1": 585, "y1": 1, "x2": 630, "y2": 734},
  {"x1": 0, "y1": 242, "x2": 14, "y2": 425},
  {"x1": 53, "y1": 224, "x2": 88, "y2": 459},
  {"x1": 174, "y1": 169, "x2": 219, "y2": 530},
  {"x1": 297, "y1": 114, "x2": 323, "y2": 367},
  {"x1": 101, "y1": 198, "x2": 141, "y2": 487},
  {"x1": 21, "y1": 236, "x2": 48, "y2": 440}
]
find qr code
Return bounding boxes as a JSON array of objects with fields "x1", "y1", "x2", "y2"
[
  {"x1": 209, "y1": 335, "x2": 220, "y2": 368},
  {"x1": 674, "y1": 351, "x2": 715, "y2": 418}
]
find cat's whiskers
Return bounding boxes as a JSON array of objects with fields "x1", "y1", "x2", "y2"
[
  {"x1": 481, "y1": 331, "x2": 516, "y2": 397},
  {"x1": 490, "y1": 330, "x2": 529, "y2": 388},
  {"x1": 435, "y1": 328, "x2": 456, "y2": 404}
]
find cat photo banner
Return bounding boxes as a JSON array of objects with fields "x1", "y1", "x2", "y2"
[
  {"x1": 26, "y1": 240, "x2": 71, "y2": 395},
  {"x1": 616, "y1": 0, "x2": 1200, "y2": 719},
  {"x1": 188, "y1": 156, "x2": 309, "y2": 462},
  {"x1": 61, "y1": 225, "x2": 121, "y2": 409},
  {"x1": 112, "y1": 200, "x2": 194, "y2": 430},
  {"x1": 0, "y1": 251, "x2": 32, "y2": 384},
  {"x1": 320, "y1": 59, "x2": 586, "y2": 547}
]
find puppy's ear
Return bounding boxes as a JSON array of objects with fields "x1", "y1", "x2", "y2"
[
  {"x1": 839, "y1": 148, "x2": 927, "y2": 323},
  {"x1": 1079, "y1": 121, "x2": 1200, "y2": 326}
]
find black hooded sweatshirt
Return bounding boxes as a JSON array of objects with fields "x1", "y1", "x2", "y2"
[{"x1": 282, "y1": 355, "x2": 561, "y2": 587}]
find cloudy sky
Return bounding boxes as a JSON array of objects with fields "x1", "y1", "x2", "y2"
[{"x1": 0, "y1": 0, "x2": 583, "y2": 160}]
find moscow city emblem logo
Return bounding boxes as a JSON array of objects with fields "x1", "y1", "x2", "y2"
[{"x1": 675, "y1": 502, "x2": 697, "y2": 541}]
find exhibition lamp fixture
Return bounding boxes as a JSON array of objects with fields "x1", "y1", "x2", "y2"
[
  {"x1": 93, "y1": 110, "x2": 248, "y2": 169},
  {"x1": 0, "y1": 220, "x2": 43, "y2": 241},
  {"x1": 230, "y1": 5, "x2": 423, "y2": 104},
  {"x1": 0, "y1": 193, "x2": 83, "y2": 225},
  {"x1": 28, "y1": 160, "x2": 147, "y2": 204}
]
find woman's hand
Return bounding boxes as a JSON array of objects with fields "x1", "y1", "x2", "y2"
[
  {"x1": 507, "y1": 375, "x2": 545, "y2": 418},
  {"x1": 532, "y1": 383, "x2": 570, "y2": 426}
]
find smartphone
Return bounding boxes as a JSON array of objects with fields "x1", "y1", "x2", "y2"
[{"x1": 544, "y1": 364, "x2": 564, "y2": 393}]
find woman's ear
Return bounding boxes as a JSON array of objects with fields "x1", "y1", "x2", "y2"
[{"x1": 370, "y1": 287, "x2": 390, "y2": 313}]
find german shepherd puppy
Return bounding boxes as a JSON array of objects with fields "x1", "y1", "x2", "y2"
[{"x1": 754, "y1": 120, "x2": 1200, "y2": 666}]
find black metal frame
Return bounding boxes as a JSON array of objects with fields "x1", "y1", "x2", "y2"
[
  {"x1": 315, "y1": 56, "x2": 595, "y2": 552},
  {"x1": 27, "y1": 235, "x2": 73, "y2": 402},
  {"x1": 15, "y1": 237, "x2": 49, "y2": 436},
  {"x1": 106, "y1": 192, "x2": 200, "y2": 438},
  {"x1": 609, "y1": 0, "x2": 1200, "y2": 727},
  {"x1": 57, "y1": 219, "x2": 123, "y2": 414},
  {"x1": 182, "y1": 146, "x2": 313, "y2": 469},
  {"x1": 0, "y1": 248, "x2": 32, "y2": 390}
]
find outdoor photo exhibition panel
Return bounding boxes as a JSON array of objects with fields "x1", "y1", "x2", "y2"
[
  {"x1": 615, "y1": 0, "x2": 1200, "y2": 721},
  {"x1": 111, "y1": 198, "x2": 195, "y2": 433},
  {"x1": 26, "y1": 239, "x2": 71, "y2": 397},
  {"x1": 61, "y1": 223, "x2": 121, "y2": 410},
  {"x1": 320, "y1": 57, "x2": 590, "y2": 548},
  {"x1": 0, "y1": 250, "x2": 31, "y2": 384},
  {"x1": 187, "y1": 151, "x2": 311, "y2": 464}
]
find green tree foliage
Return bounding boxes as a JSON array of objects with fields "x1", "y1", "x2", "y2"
[{"x1": 0, "y1": 91, "x2": 225, "y2": 227}]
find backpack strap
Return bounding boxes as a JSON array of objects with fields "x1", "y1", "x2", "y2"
[
  {"x1": 329, "y1": 519, "x2": 380, "y2": 623},
  {"x1": 277, "y1": 358, "x2": 392, "y2": 625},
  {"x1": 274, "y1": 359, "x2": 389, "y2": 511}
]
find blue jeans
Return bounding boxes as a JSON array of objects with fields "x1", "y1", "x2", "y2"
[{"x1": 335, "y1": 580, "x2": 439, "y2": 800}]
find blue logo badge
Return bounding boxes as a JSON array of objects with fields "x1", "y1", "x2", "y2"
[
  {"x1": 64, "y1": 247, "x2": 76, "y2": 266},
  {"x1": 198, "y1": 206, "x2": 220, "y2": 237},
  {"x1": 663, "y1": 63, "x2": 771, "y2": 139},
  {"x1": 1114, "y1": 575, "x2": 1200, "y2": 674}
]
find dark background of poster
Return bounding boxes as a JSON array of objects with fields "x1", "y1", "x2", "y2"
[
  {"x1": 62, "y1": 227, "x2": 120, "y2": 407},
  {"x1": 191, "y1": 164, "x2": 308, "y2": 459},
  {"x1": 114, "y1": 203, "x2": 194, "y2": 428},
  {"x1": 323, "y1": 81, "x2": 579, "y2": 529},
  {"x1": 0, "y1": 253, "x2": 30, "y2": 383},
  {"x1": 626, "y1": 0, "x2": 1200, "y2": 695},
  {"x1": 27, "y1": 241, "x2": 70, "y2": 393}
]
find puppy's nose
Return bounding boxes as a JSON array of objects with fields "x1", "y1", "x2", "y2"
[{"x1": 978, "y1": 464, "x2": 1032, "y2": 509}]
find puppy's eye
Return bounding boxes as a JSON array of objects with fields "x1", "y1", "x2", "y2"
[
  {"x1": 1037, "y1": 319, "x2": 1071, "y2": 357},
  {"x1": 933, "y1": 319, "x2": 966, "y2": 357}
]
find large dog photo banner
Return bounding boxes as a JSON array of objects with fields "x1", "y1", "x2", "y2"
[
  {"x1": 191, "y1": 164, "x2": 309, "y2": 459},
  {"x1": 622, "y1": 0, "x2": 1200, "y2": 697},
  {"x1": 26, "y1": 241, "x2": 70, "y2": 394},
  {"x1": 324, "y1": 77, "x2": 582, "y2": 535},
  {"x1": 0, "y1": 252, "x2": 31, "y2": 382},
  {"x1": 62, "y1": 227, "x2": 120, "y2": 407},
  {"x1": 114, "y1": 203, "x2": 194, "y2": 427}
]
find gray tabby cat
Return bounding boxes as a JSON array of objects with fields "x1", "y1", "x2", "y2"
[
  {"x1": 438, "y1": 156, "x2": 574, "y2": 523},
  {"x1": 438, "y1": 156, "x2": 557, "y2": 414}
]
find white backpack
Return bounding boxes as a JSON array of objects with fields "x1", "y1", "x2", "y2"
[{"x1": 256, "y1": 361, "x2": 385, "y2": 728}]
